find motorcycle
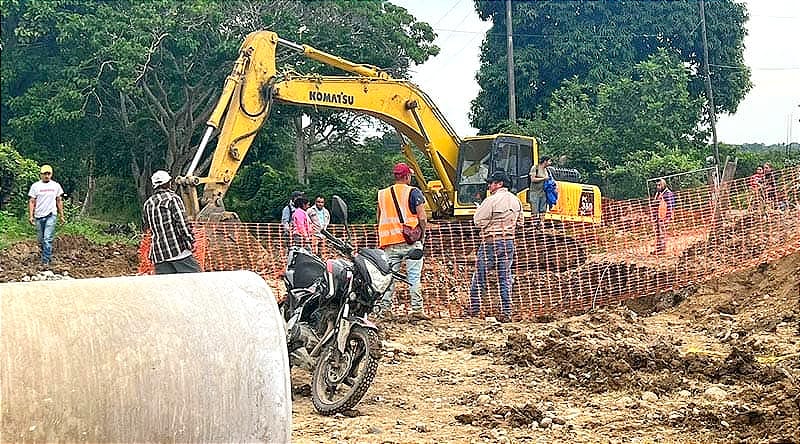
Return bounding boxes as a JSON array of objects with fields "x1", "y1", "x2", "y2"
[{"x1": 281, "y1": 195, "x2": 422, "y2": 415}]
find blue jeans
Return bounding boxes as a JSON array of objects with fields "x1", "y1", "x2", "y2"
[
  {"x1": 35, "y1": 214, "x2": 57, "y2": 264},
  {"x1": 529, "y1": 191, "x2": 550, "y2": 215},
  {"x1": 378, "y1": 241, "x2": 424, "y2": 312},
  {"x1": 469, "y1": 239, "x2": 514, "y2": 316}
]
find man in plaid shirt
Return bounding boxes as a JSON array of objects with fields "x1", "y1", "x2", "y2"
[{"x1": 142, "y1": 170, "x2": 200, "y2": 274}]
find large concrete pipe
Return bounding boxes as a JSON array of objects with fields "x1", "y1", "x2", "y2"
[{"x1": 1, "y1": 271, "x2": 291, "y2": 443}]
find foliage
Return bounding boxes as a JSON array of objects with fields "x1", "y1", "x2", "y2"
[
  {"x1": 602, "y1": 150, "x2": 703, "y2": 199},
  {"x1": 227, "y1": 162, "x2": 304, "y2": 223},
  {"x1": 226, "y1": 135, "x2": 402, "y2": 223},
  {"x1": 2, "y1": 0, "x2": 439, "y2": 219},
  {"x1": 89, "y1": 176, "x2": 142, "y2": 223},
  {"x1": 0, "y1": 211, "x2": 35, "y2": 249},
  {"x1": 471, "y1": 0, "x2": 750, "y2": 132},
  {"x1": 59, "y1": 217, "x2": 140, "y2": 246},
  {"x1": 0, "y1": 209, "x2": 138, "y2": 250},
  {"x1": 729, "y1": 150, "x2": 800, "y2": 180},
  {"x1": 486, "y1": 51, "x2": 705, "y2": 195},
  {"x1": 0, "y1": 142, "x2": 40, "y2": 214}
]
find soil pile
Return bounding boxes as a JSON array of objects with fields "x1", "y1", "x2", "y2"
[
  {"x1": 0, "y1": 235, "x2": 138, "y2": 282},
  {"x1": 3, "y1": 234, "x2": 797, "y2": 442},
  {"x1": 290, "y1": 252, "x2": 798, "y2": 443}
]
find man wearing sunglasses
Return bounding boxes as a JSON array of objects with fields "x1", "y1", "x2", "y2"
[{"x1": 28, "y1": 165, "x2": 65, "y2": 266}]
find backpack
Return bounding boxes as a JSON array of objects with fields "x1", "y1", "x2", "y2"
[{"x1": 543, "y1": 177, "x2": 558, "y2": 206}]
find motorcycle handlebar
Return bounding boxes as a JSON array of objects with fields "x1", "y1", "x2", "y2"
[{"x1": 320, "y1": 229, "x2": 354, "y2": 256}]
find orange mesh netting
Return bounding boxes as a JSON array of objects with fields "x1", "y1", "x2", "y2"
[{"x1": 139, "y1": 165, "x2": 800, "y2": 320}]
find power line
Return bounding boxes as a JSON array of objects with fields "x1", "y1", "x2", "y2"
[
  {"x1": 433, "y1": 27, "x2": 706, "y2": 39},
  {"x1": 432, "y1": 0, "x2": 464, "y2": 27},
  {"x1": 711, "y1": 63, "x2": 800, "y2": 71}
]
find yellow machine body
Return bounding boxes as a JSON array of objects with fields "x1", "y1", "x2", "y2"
[{"x1": 179, "y1": 30, "x2": 601, "y2": 224}]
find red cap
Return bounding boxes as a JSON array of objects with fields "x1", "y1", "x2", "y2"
[{"x1": 392, "y1": 162, "x2": 412, "y2": 176}]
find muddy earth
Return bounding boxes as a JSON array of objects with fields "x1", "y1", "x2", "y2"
[
  {"x1": 0, "y1": 235, "x2": 139, "y2": 281},
  {"x1": 292, "y1": 252, "x2": 799, "y2": 444},
  {"x1": 2, "y1": 237, "x2": 798, "y2": 443}
]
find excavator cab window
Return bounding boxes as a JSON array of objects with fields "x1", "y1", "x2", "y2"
[
  {"x1": 456, "y1": 139, "x2": 492, "y2": 204},
  {"x1": 456, "y1": 136, "x2": 534, "y2": 204},
  {"x1": 491, "y1": 136, "x2": 533, "y2": 194}
]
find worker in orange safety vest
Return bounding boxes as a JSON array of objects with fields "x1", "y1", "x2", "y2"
[{"x1": 375, "y1": 162, "x2": 428, "y2": 321}]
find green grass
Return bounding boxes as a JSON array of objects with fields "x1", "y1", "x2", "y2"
[
  {"x1": 0, "y1": 211, "x2": 140, "y2": 250},
  {"x1": 0, "y1": 211, "x2": 36, "y2": 249}
]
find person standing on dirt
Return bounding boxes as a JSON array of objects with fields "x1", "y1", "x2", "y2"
[
  {"x1": 142, "y1": 170, "x2": 200, "y2": 274},
  {"x1": 748, "y1": 166, "x2": 766, "y2": 212},
  {"x1": 28, "y1": 164, "x2": 65, "y2": 266},
  {"x1": 307, "y1": 195, "x2": 330, "y2": 255},
  {"x1": 281, "y1": 191, "x2": 304, "y2": 245},
  {"x1": 291, "y1": 196, "x2": 313, "y2": 248},
  {"x1": 375, "y1": 162, "x2": 428, "y2": 322},
  {"x1": 762, "y1": 162, "x2": 779, "y2": 207},
  {"x1": 468, "y1": 171, "x2": 524, "y2": 322},
  {"x1": 651, "y1": 179, "x2": 675, "y2": 256},
  {"x1": 528, "y1": 156, "x2": 552, "y2": 228}
]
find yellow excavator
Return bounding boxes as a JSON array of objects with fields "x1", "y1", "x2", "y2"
[{"x1": 176, "y1": 30, "x2": 601, "y2": 228}]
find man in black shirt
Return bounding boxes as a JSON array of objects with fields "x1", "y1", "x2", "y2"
[{"x1": 142, "y1": 170, "x2": 201, "y2": 274}]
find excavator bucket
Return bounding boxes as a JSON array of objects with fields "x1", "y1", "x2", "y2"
[{"x1": 1, "y1": 271, "x2": 291, "y2": 443}]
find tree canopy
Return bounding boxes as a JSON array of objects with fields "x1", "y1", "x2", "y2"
[
  {"x1": 471, "y1": 0, "x2": 751, "y2": 132},
  {"x1": 2, "y1": 0, "x2": 438, "y2": 220}
]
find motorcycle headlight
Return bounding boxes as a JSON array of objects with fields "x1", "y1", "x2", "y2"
[{"x1": 364, "y1": 259, "x2": 393, "y2": 294}]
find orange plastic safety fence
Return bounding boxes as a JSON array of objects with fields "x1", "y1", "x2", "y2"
[{"x1": 138, "y1": 165, "x2": 800, "y2": 320}]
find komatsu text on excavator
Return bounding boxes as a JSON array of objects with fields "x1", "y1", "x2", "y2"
[{"x1": 176, "y1": 31, "x2": 601, "y2": 224}]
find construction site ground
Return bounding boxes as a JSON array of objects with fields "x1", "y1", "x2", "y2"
[{"x1": 1, "y1": 236, "x2": 798, "y2": 443}]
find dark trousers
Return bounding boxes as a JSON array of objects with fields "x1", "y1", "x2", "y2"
[
  {"x1": 154, "y1": 255, "x2": 201, "y2": 274},
  {"x1": 469, "y1": 239, "x2": 514, "y2": 316}
]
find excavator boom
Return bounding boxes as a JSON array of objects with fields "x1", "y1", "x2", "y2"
[{"x1": 177, "y1": 30, "x2": 602, "y2": 225}]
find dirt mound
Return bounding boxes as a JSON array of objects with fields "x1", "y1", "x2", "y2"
[
  {"x1": 455, "y1": 403, "x2": 543, "y2": 428},
  {"x1": 681, "y1": 212, "x2": 799, "y2": 266},
  {"x1": 0, "y1": 235, "x2": 139, "y2": 282}
]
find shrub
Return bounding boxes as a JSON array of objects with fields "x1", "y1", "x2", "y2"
[{"x1": 0, "y1": 142, "x2": 40, "y2": 215}]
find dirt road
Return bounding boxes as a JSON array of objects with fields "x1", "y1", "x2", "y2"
[
  {"x1": 291, "y1": 252, "x2": 799, "y2": 444},
  {"x1": 2, "y1": 238, "x2": 797, "y2": 443}
]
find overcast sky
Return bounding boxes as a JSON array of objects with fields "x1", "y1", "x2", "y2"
[{"x1": 391, "y1": 0, "x2": 800, "y2": 145}]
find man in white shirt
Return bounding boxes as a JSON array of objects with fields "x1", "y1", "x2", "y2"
[
  {"x1": 28, "y1": 164, "x2": 65, "y2": 266},
  {"x1": 306, "y1": 195, "x2": 331, "y2": 255}
]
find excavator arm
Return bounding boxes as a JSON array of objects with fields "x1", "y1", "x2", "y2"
[
  {"x1": 177, "y1": 31, "x2": 460, "y2": 220},
  {"x1": 178, "y1": 30, "x2": 602, "y2": 226},
  {"x1": 271, "y1": 74, "x2": 463, "y2": 213}
]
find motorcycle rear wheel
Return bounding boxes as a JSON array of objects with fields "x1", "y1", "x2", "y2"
[{"x1": 311, "y1": 325, "x2": 381, "y2": 415}]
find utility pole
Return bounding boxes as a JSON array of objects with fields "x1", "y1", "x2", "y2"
[
  {"x1": 506, "y1": 0, "x2": 516, "y2": 123},
  {"x1": 699, "y1": 0, "x2": 720, "y2": 168}
]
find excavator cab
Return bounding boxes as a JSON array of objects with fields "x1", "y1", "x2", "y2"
[
  {"x1": 454, "y1": 134, "x2": 602, "y2": 223},
  {"x1": 454, "y1": 135, "x2": 535, "y2": 214}
]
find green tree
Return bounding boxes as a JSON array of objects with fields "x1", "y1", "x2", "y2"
[
  {"x1": 0, "y1": 142, "x2": 39, "y2": 213},
  {"x1": 2, "y1": 0, "x2": 439, "y2": 218},
  {"x1": 602, "y1": 150, "x2": 702, "y2": 199},
  {"x1": 471, "y1": 0, "x2": 750, "y2": 132},
  {"x1": 595, "y1": 49, "x2": 705, "y2": 165},
  {"x1": 486, "y1": 50, "x2": 704, "y2": 191}
]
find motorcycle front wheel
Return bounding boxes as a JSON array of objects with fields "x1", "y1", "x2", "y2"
[{"x1": 311, "y1": 325, "x2": 381, "y2": 415}]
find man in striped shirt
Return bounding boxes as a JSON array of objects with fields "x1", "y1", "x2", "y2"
[{"x1": 142, "y1": 170, "x2": 200, "y2": 274}]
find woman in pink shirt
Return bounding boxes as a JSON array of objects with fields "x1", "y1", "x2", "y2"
[{"x1": 291, "y1": 197, "x2": 313, "y2": 247}]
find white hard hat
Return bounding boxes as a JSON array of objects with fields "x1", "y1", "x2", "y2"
[{"x1": 151, "y1": 170, "x2": 172, "y2": 188}]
